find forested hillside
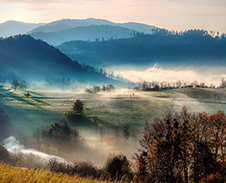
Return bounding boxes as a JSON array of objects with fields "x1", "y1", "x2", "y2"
[{"x1": 57, "y1": 29, "x2": 226, "y2": 67}]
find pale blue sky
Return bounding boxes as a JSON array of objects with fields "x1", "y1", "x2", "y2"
[{"x1": 0, "y1": 0, "x2": 226, "y2": 32}]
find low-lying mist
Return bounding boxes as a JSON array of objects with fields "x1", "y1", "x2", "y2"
[
  {"x1": 115, "y1": 64, "x2": 226, "y2": 86},
  {"x1": 3, "y1": 136, "x2": 66, "y2": 165}
]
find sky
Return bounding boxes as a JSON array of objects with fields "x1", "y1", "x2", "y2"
[{"x1": 0, "y1": 0, "x2": 226, "y2": 32}]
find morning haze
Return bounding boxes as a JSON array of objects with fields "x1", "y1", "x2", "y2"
[{"x1": 0, "y1": 0, "x2": 226, "y2": 182}]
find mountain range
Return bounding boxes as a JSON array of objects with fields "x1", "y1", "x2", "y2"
[
  {"x1": 28, "y1": 18, "x2": 158, "y2": 34},
  {"x1": 30, "y1": 25, "x2": 135, "y2": 46},
  {"x1": 0, "y1": 18, "x2": 159, "y2": 46}
]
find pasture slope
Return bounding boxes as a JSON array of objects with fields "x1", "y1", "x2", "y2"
[{"x1": 1, "y1": 87, "x2": 226, "y2": 136}]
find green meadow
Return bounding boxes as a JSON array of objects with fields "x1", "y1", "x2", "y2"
[{"x1": 1, "y1": 87, "x2": 226, "y2": 136}]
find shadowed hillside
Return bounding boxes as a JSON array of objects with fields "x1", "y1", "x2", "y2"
[{"x1": 0, "y1": 35, "x2": 121, "y2": 85}]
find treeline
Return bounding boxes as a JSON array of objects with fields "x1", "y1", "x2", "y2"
[
  {"x1": 135, "y1": 28, "x2": 225, "y2": 38},
  {"x1": 85, "y1": 84, "x2": 115, "y2": 93},
  {"x1": 135, "y1": 78, "x2": 226, "y2": 91}
]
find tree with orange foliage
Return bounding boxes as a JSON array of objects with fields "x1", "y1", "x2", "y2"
[
  {"x1": 135, "y1": 107, "x2": 226, "y2": 183},
  {"x1": 208, "y1": 111, "x2": 226, "y2": 163},
  {"x1": 135, "y1": 108, "x2": 194, "y2": 183}
]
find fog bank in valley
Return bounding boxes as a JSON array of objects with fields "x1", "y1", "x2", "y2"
[{"x1": 116, "y1": 64, "x2": 226, "y2": 86}]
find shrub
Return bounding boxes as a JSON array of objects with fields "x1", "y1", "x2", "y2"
[
  {"x1": 48, "y1": 159, "x2": 103, "y2": 179},
  {"x1": 104, "y1": 154, "x2": 132, "y2": 181}
]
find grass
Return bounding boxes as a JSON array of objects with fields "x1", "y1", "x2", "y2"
[
  {"x1": 1, "y1": 87, "x2": 226, "y2": 135},
  {"x1": 0, "y1": 163, "x2": 106, "y2": 183}
]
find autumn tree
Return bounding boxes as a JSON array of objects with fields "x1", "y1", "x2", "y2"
[
  {"x1": 135, "y1": 107, "x2": 201, "y2": 183},
  {"x1": 135, "y1": 107, "x2": 226, "y2": 182},
  {"x1": 208, "y1": 111, "x2": 226, "y2": 163}
]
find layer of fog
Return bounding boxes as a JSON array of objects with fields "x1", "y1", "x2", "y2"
[
  {"x1": 3, "y1": 136, "x2": 66, "y2": 164},
  {"x1": 115, "y1": 64, "x2": 226, "y2": 86}
]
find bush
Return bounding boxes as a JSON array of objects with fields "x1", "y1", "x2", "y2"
[
  {"x1": 48, "y1": 159, "x2": 103, "y2": 179},
  {"x1": 104, "y1": 154, "x2": 132, "y2": 181}
]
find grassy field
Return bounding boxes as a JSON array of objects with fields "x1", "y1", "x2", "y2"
[
  {"x1": 0, "y1": 163, "x2": 106, "y2": 183},
  {"x1": 1, "y1": 87, "x2": 226, "y2": 136}
]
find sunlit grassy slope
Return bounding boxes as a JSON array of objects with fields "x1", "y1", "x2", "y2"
[
  {"x1": 1, "y1": 87, "x2": 226, "y2": 136},
  {"x1": 0, "y1": 164, "x2": 105, "y2": 183}
]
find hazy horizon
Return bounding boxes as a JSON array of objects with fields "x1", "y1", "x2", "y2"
[{"x1": 0, "y1": 0, "x2": 226, "y2": 33}]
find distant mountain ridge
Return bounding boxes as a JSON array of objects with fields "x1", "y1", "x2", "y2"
[
  {"x1": 30, "y1": 24, "x2": 135, "y2": 45},
  {"x1": 28, "y1": 18, "x2": 159, "y2": 45},
  {"x1": 28, "y1": 18, "x2": 115, "y2": 33},
  {"x1": 28, "y1": 18, "x2": 159, "y2": 34},
  {"x1": 0, "y1": 18, "x2": 159, "y2": 46},
  {"x1": 0, "y1": 21, "x2": 44, "y2": 38}
]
